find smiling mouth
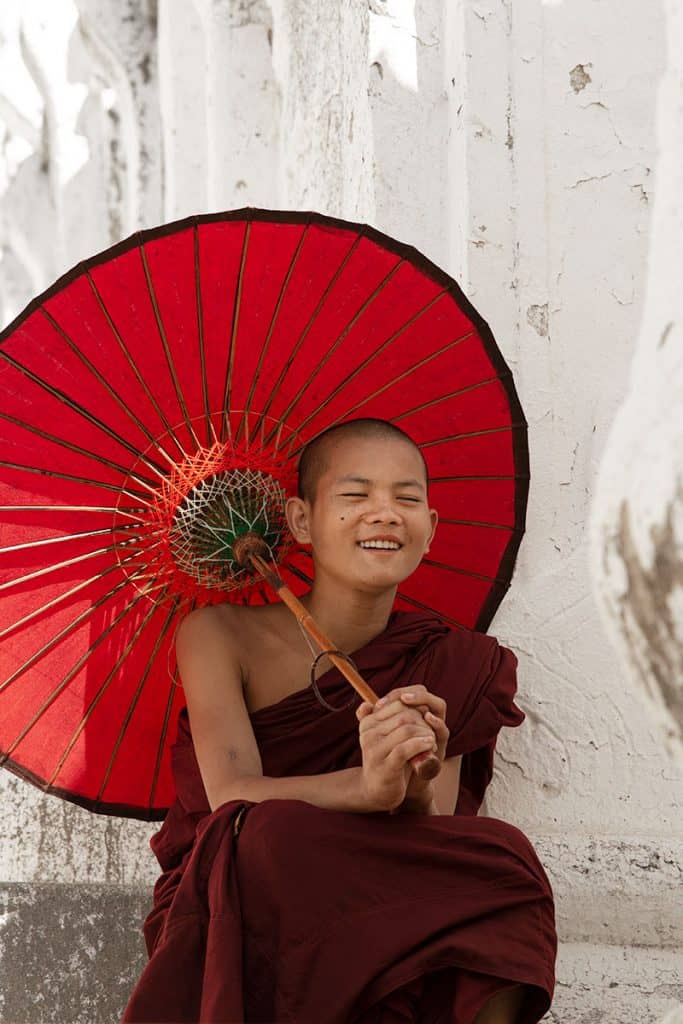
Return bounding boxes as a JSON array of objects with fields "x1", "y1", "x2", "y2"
[{"x1": 356, "y1": 544, "x2": 404, "y2": 554}]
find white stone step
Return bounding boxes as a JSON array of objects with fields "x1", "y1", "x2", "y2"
[{"x1": 1, "y1": 882, "x2": 681, "y2": 1023}]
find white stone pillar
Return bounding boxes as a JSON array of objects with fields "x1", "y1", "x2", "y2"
[
  {"x1": 589, "y1": 0, "x2": 683, "y2": 766},
  {"x1": 267, "y1": 0, "x2": 375, "y2": 215}
]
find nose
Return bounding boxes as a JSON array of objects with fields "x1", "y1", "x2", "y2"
[{"x1": 364, "y1": 496, "x2": 403, "y2": 524}]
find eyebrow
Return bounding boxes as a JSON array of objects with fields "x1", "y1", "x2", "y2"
[{"x1": 334, "y1": 474, "x2": 425, "y2": 491}]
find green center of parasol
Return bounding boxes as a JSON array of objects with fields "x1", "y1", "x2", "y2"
[{"x1": 169, "y1": 466, "x2": 288, "y2": 590}]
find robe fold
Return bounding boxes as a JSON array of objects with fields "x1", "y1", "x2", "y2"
[{"x1": 121, "y1": 609, "x2": 557, "y2": 1024}]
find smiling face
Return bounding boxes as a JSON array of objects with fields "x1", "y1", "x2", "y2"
[{"x1": 286, "y1": 435, "x2": 438, "y2": 594}]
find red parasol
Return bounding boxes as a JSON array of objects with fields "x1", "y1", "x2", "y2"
[{"x1": 0, "y1": 207, "x2": 529, "y2": 820}]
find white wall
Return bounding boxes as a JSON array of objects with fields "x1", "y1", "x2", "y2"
[{"x1": 1, "y1": 1, "x2": 681, "y2": 1019}]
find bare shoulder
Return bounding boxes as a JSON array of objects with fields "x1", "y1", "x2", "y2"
[
  {"x1": 176, "y1": 601, "x2": 275, "y2": 680},
  {"x1": 176, "y1": 601, "x2": 240, "y2": 648},
  {"x1": 177, "y1": 601, "x2": 232, "y2": 629}
]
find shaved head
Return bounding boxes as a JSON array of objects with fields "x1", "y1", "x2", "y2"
[{"x1": 296, "y1": 418, "x2": 428, "y2": 507}]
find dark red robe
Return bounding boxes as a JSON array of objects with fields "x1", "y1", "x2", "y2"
[{"x1": 121, "y1": 609, "x2": 557, "y2": 1023}]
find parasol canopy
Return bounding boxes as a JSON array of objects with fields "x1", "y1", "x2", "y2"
[{"x1": 0, "y1": 207, "x2": 529, "y2": 820}]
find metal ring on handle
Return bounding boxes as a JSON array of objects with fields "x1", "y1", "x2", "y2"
[{"x1": 309, "y1": 649, "x2": 361, "y2": 712}]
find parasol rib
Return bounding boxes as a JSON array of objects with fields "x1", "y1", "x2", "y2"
[
  {"x1": 0, "y1": 523, "x2": 140, "y2": 556},
  {"x1": 0, "y1": 559, "x2": 159, "y2": 696},
  {"x1": 0, "y1": 551, "x2": 145, "y2": 643},
  {"x1": 394, "y1": 372, "x2": 514, "y2": 424},
  {"x1": 0, "y1": 533, "x2": 162, "y2": 595},
  {"x1": 282, "y1": 290, "x2": 452, "y2": 443},
  {"x1": 0, "y1": 503, "x2": 147, "y2": 519},
  {"x1": 0, "y1": 460, "x2": 151, "y2": 501},
  {"x1": 45, "y1": 587, "x2": 171, "y2": 787},
  {"x1": 0, "y1": 349, "x2": 168, "y2": 476},
  {"x1": 149, "y1": 595, "x2": 201, "y2": 807},
  {"x1": 0, "y1": 410, "x2": 160, "y2": 492},
  {"x1": 219, "y1": 221, "x2": 249, "y2": 444},
  {"x1": 86, "y1": 271, "x2": 186, "y2": 464},
  {"x1": 254, "y1": 228, "x2": 366, "y2": 443},
  {"x1": 234, "y1": 223, "x2": 310, "y2": 446},
  {"x1": 139, "y1": 246, "x2": 201, "y2": 451},
  {"x1": 193, "y1": 226, "x2": 218, "y2": 449},
  {"x1": 41, "y1": 306, "x2": 177, "y2": 474},
  {"x1": 96, "y1": 596, "x2": 181, "y2": 807},
  {"x1": 262, "y1": 256, "x2": 405, "y2": 448}
]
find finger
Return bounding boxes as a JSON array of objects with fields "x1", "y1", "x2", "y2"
[
  {"x1": 374, "y1": 694, "x2": 430, "y2": 718},
  {"x1": 372, "y1": 703, "x2": 431, "y2": 731},
  {"x1": 375, "y1": 685, "x2": 429, "y2": 710},
  {"x1": 400, "y1": 692, "x2": 447, "y2": 718},
  {"x1": 373, "y1": 694, "x2": 438, "y2": 721},
  {"x1": 378, "y1": 726, "x2": 435, "y2": 764},
  {"x1": 424, "y1": 709, "x2": 445, "y2": 726},
  {"x1": 360, "y1": 705, "x2": 412, "y2": 739},
  {"x1": 360, "y1": 706, "x2": 419, "y2": 742},
  {"x1": 380, "y1": 716, "x2": 438, "y2": 746},
  {"x1": 356, "y1": 701, "x2": 376, "y2": 722},
  {"x1": 390, "y1": 734, "x2": 439, "y2": 765},
  {"x1": 425, "y1": 711, "x2": 449, "y2": 735}
]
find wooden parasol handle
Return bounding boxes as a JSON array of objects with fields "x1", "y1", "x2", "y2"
[{"x1": 248, "y1": 551, "x2": 441, "y2": 783}]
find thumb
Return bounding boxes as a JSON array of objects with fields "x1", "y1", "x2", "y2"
[{"x1": 356, "y1": 701, "x2": 373, "y2": 720}]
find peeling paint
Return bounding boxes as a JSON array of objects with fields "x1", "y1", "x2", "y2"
[
  {"x1": 570, "y1": 63, "x2": 592, "y2": 93},
  {"x1": 612, "y1": 491, "x2": 683, "y2": 742},
  {"x1": 228, "y1": 0, "x2": 271, "y2": 29},
  {"x1": 527, "y1": 302, "x2": 549, "y2": 337}
]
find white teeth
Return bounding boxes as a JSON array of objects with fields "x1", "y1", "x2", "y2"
[{"x1": 358, "y1": 541, "x2": 401, "y2": 549}]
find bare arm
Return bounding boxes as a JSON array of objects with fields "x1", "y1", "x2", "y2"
[
  {"x1": 215, "y1": 766, "x2": 371, "y2": 814},
  {"x1": 175, "y1": 607, "x2": 378, "y2": 814}
]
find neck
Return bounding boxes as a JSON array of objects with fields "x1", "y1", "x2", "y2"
[{"x1": 297, "y1": 582, "x2": 396, "y2": 655}]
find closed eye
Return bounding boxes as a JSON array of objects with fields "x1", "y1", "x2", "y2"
[{"x1": 340, "y1": 493, "x2": 421, "y2": 502}]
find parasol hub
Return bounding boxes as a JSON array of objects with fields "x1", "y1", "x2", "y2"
[
  {"x1": 231, "y1": 530, "x2": 272, "y2": 570},
  {"x1": 116, "y1": 431, "x2": 300, "y2": 602},
  {"x1": 166, "y1": 464, "x2": 288, "y2": 589}
]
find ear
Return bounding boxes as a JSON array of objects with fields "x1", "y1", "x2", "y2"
[
  {"x1": 424, "y1": 507, "x2": 438, "y2": 554},
  {"x1": 286, "y1": 496, "x2": 313, "y2": 545}
]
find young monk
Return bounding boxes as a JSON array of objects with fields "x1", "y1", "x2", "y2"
[{"x1": 121, "y1": 416, "x2": 557, "y2": 1024}]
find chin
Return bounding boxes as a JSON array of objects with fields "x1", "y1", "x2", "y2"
[{"x1": 353, "y1": 567, "x2": 418, "y2": 589}]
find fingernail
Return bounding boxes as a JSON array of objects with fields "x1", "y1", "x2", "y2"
[
  {"x1": 402, "y1": 693, "x2": 415, "y2": 700},
  {"x1": 375, "y1": 698, "x2": 385, "y2": 708}
]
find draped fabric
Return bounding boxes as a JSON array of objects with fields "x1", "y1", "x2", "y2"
[{"x1": 121, "y1": 609, "x2": 557, "y2": 1023}]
